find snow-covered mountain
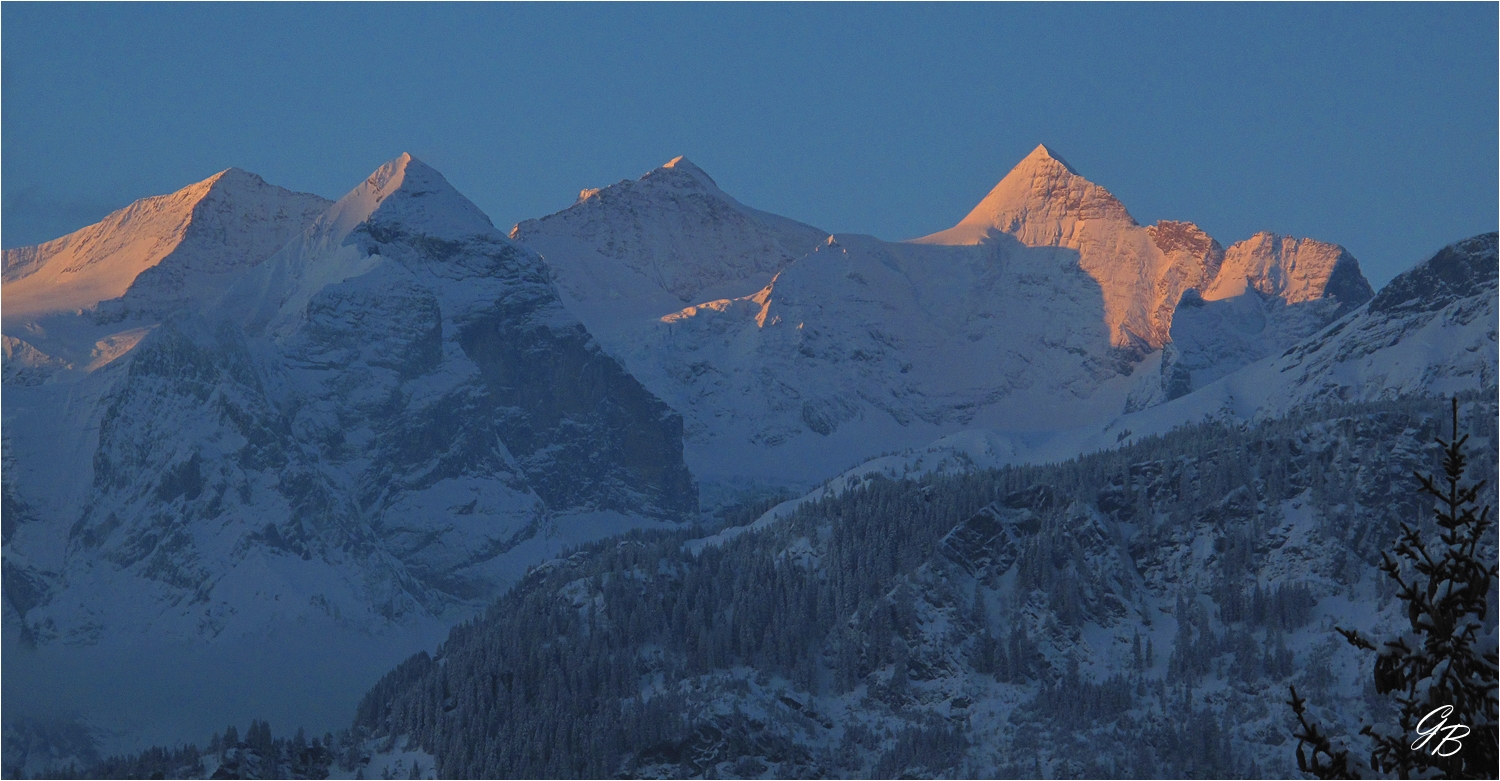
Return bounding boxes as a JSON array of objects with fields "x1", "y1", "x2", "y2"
[
  {"x1": 1263, "y1": 231, "x2": 1497, "y2": 404},
  {"x1": 1116, "y1": 231, "x2": 1496, "y2": 439},
  {"x1": 912, "y1": 145, "x2": 1371, "y2": 353},
  {"x1": 641, "y1": 232, "x2": 1141, "y2": 489},
  {"x1": 1, "y1": 169, "x2": 332, "y2": 394},
  {"x1": 2, "y1": 155, "x2": 701, "y2": 751},
  {"x1": 1162, "y1": 233, "x2": 1373, "y2": 398},
  {"x1": 2, "y1": 169, "x2": 330, "y2": 327},
  {"x1": 813, "y1": 232, "x2": 1497, "y2": 480},
  {"x1": 4, "y1": 147, "x2": 1487, "y2": 768},
  {"x1": 4, "y1": 153, "x2": 696, "y2": 647},
  {"x1": 516, "y1": 146, "x2": 1371, "y2": 494},
  {"x1": 511, "y1": 156, "x2": 828, "y2": 350}
]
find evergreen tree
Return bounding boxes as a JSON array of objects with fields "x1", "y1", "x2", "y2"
[{"x1": 1290, "y1": 399, "x2": 1499, "y2": 778}]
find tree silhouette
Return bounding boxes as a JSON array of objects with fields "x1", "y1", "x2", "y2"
[{"x1": 1291, "y1": 398, "x2": 1498, "y2": 779}]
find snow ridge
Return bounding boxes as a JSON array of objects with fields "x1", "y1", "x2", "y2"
[
  {"x1": 913, "y1": 146, "x2": 1371, "y2": 353},
  {"x1": 511, "y1": 156, "x2": 828, "y2": 357},
  {"x1": 2, "y1": 170, "x2": 330, "y2": 324},
  {"x1": 515, "y1": 147, "x2": 1373, "y2": 493},
  {"x1": 2, "y1": 157, "x2": 699, "y2": 749}
]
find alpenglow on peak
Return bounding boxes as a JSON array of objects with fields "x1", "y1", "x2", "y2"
[
  {"x1": 1, "y1": 167, "x2": 330, "y2": 322},
  {"x1": 1025, "y1": 143, "x2": 1078, "y2": 174},
  {"x1": 912, "y1": 143, "x2": 1135, "y2": 247},
  {"x1": 649, "y1": 155, "x2": 720, "y2": 189},
  {"x1": 908, "y1": 144, "x2": 1370, "y2": 354}
]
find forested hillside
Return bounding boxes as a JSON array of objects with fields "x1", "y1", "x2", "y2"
[
  {"x1": 49, "y1": 392, "x2": 1500, "y2": 773},
  {"x1": 90, "y1": 393, "x2": 1486, "y2": 780}
]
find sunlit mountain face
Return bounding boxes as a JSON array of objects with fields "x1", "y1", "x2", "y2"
[
  {"x1": 513, "y1": 145, "x2": 1372, "y2": 494},
  {"x1": 1, "y1": 148, "x2": 1492, "y2": 778},
  {"x1": 2, "y1": 153, "x2": 697, "y2": 761}
]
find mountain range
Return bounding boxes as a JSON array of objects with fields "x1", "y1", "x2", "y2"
[
  {"x1": 516, "y1": 145, "x2": 1377, "y2": 491},
  {"x1": 1, "y1": 145, "x2": 1492, "y2": 768}
]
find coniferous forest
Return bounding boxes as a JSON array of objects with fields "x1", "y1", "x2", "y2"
[{"x1": 58, "y1": 394, "x2": 1498, "y2": 779}]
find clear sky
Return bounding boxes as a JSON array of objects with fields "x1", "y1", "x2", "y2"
[{"x1": 3, "y1": 3, "x2": 1495, "y2": 287}]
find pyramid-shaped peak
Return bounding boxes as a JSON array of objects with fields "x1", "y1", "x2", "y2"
[
  {"x1": 213, "y1": 166, "x2": 266, "y2": 180},
  {"x1": 2, "y1": 165, "x2": 332, "y2": 321},
  {"x1": 197, "y1": 167, "x2": 288, "y2": 196},
  {"x1": 362, "y1": 152, "x2": 423, "y2": 193},
  {"x1": 648, "y1": 156, "x2": 719, "y2": 189},
  {"x1": 355, "y1": 152, "x2": 471, "y2": 200},
  {"x1": 320, "y1": 153, "x2": 495, "y2": 241},
  {"x1": 1022, "y1": 144, "x2": 1077, "y2": 174},
  {"x1": 207, "y1": 166, "x2": 256, "y2": 183},
  {"x1": 912, "y1": 144, "x2": 1133, "y2": 245},
  {"x1": 167, "y1": 167, "x2": 259, "y2": 201}
]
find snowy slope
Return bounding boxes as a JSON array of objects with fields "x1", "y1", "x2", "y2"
[
  {"x1": 2, "y1": 155, "x2": 700, "y2": 750},
  {"x1": 4, "y1": 153, "x2": 696, "y2": 646},
  {"x1": 641, "y1": 232, "x2": 1144, "y2": 488},
  {"x1": 1258, "y1": 231, "x2": 1497, "y2": 408},
  {"x1": 511, "y1": 156, "x2": 828, "y2": 354},
  {"x1": 1163, "y1": 233, "x2": 1373, "y2": 397},
  {"x1": 816, "y1": 232, "x2": 1496, "y2": 478},
  {"x1": 2, "y1": 169, "x2": 330, "y2": 326},
  {"x1": 523, "y1": 146, "x2": 1370, "y2": 493}
]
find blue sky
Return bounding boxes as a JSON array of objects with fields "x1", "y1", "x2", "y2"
[{"x1": 3, "y1": 3, "x2": 1495, "y2": 286}]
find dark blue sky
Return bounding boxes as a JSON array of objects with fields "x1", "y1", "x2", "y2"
[{"x1": 3, "y1": 3, "x2": 1495, "y2": 286}]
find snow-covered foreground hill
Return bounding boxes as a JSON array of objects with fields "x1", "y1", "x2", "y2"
[
  {"x1": 299, "y1": 397, "x2": 1500, "y2": 779},
  {"x1": 516, "y1": 146, "x2": 1373, "y2": 497},
  {"x1": 2, "y1": 155, "x2": 697, "y2": 755}
]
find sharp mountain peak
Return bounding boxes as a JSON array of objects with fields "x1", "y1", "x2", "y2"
[
  {"x1": 645, "y1": 155, "x2": 721, "y2": 190},
  {"x1": 1, "y1": 166, "x2": 330, "y2": 321},
  {"x1": 1021, "y1": 143, "x2": 1078, "y2": 174},
  {"x1": 320, "y1": 153, "x2": 496, "y2": 241},
  {"x1": 912, "y1": 143, "x2": 1135, "y2": 245}
]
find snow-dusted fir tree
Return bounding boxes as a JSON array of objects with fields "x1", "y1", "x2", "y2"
[{"x1": 1290, "y1": 399, "x2": 1499, "y2": 779}]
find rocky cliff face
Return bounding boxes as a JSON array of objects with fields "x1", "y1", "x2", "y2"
[
  {"x1": 916, "y1": 146, "x2": 1373, "y2": 359},
  {"x1": 2, "y1": 154, "x2": 697, "y2": 650},
  {"x1": 1145, "y1": 220, "x2": 1226, "y2": 352},
  {"x1": 1365, "y1": 231, "x2": 1498, "y2": 316},
  {"x1": 1159, "y1": 233, "x2": 1375, "y2": 398},
  {"x1": 1004, "y1": 231, "x2": 1496, "y2": 462},
  {"x1": 1261, "y1": 231, "x2": 1496, "y2": 406},
  {"x1": 1207, "y1": 232, "x2": 1371, "y2": 308}
]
